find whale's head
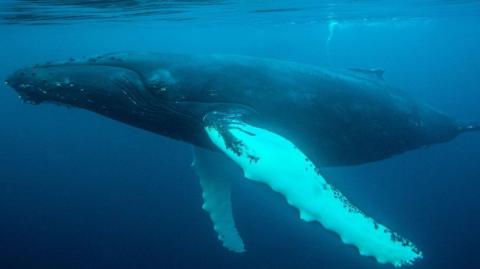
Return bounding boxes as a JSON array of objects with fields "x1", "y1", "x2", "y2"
[
  {"x1": 4, "y1": 53, "x2": 208, "y2": 143},
  {"x1": 5, "y1": 58, "x2": 149, "y2": 110}
]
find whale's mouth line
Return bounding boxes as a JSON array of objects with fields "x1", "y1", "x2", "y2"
[{"x1": 14, "y1": 83, "x2": 45, "y2": 105}]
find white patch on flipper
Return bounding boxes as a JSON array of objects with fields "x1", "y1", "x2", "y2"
[
  {"x1": 205, "y1": 121, "x2": 422, "y2": 267},
  {"x1": 192, "y1": 147, "x2": 245, "y2": 253}
]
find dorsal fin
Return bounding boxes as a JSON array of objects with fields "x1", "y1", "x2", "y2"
[{"x1": 348, "y1": 68, "x2": 384, "y2": 80}]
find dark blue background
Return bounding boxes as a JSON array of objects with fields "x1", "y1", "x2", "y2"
[{"x1": 0, "y1": 9, "x2": 479, "y2": 269}]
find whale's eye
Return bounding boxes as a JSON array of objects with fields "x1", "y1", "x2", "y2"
[
  {"x1": 149, "y1": 80, "x2": 169, "y2": 96},
  {"x1": 146, "y1": 69, "x2": 176, "y2": 97}
]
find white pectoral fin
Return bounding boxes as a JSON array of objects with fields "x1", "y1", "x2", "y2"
[
  {"x1": 204, "y1": 112, "x2": 422, "y2": 267},
  {"x1": 192, "y1": 147, "x2": 245, "y2": 253}
]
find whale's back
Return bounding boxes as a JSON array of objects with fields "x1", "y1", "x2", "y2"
[{"x1": 82, "y1": 53, "x2": 464, "y2": 166}]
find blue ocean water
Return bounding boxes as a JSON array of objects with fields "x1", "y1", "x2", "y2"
[{"x1": 0, "y1": 1, "x2": 479, "y2": 268}]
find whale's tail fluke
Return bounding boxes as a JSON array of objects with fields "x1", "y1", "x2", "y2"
[{"x1": 458, "y1": 122, "x2": 480, "y2": 133}]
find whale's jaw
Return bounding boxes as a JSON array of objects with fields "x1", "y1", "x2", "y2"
[
  {"x1": 4, "y1": 58, "x2": 208, "y2": 147},
  {"x1": 5, "y1": 63, "x2": 147, "y2": 110}
]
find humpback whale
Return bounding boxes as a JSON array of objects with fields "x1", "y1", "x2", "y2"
[{"x1": 5, "y1": 52, "x2": 479, "y2": 267}]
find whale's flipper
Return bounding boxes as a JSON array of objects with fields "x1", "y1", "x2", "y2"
[
  {"x1": 203, "y1": 112, "x2": 422, "y2": 267},
  {"x1": 192, "y1": 147, "x2": 245, "y2": 253}
]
